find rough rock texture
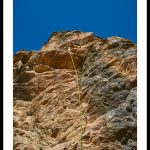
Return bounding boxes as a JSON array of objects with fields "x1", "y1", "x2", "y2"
[{"x1": 13, "y1": 31, "x2": 137, "y2": 150}]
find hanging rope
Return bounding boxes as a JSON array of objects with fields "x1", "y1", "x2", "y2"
[{"x1": 68, "y1": 47, "x2": 84, "y2": 150}]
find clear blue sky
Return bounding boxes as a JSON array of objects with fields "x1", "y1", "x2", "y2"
[{"x1": 14, "y1": 0, "x2": 137, "y2": 53}]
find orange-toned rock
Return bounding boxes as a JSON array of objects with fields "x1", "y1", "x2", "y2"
[
  {"x1": 33, "y1": 64, "x2": 51, "y2": 73},
  {"x1": 14, "y1": 50, "x2": 36, "y2": 64},
  {"x1": 13, "y1": 31, "x2": 137, "y2": 150}
]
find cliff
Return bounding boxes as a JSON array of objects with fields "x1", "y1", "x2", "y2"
[{"x1": 13, "y1": 31, "x2": 137, "y2": 150}]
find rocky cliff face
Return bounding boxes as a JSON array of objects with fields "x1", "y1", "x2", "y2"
[{"x1": 13, "y1": 31, "x2": 137, "y2": 150}]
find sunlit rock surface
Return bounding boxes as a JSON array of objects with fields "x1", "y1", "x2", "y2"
[{"x1": 13, "y1": 31, "x2": 137, "y2": 150}]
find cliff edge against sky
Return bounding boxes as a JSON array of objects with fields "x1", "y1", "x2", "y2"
[{"x1": 13, "y1": 31, "x2": 137, "y2": 150}]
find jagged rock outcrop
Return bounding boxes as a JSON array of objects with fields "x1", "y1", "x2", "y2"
[{"x1": 13, "y1": 31, "x2": 137, "y2": 150}]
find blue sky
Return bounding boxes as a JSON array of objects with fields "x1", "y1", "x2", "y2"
[{"x1": 13, "y1": 0, "x2": 137, "y2": 53}]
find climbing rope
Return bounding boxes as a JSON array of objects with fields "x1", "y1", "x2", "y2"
[{"x1": 68, "y1": 47, "x2": 84, "y2": 150}]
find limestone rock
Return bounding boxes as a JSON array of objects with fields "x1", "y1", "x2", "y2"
[
  {"x1": 13, "y1": 31, "x2": 137, "y2": 150},
  {"x1": 33, "y1": 64, "x2": 51, "y2": 73},
  {"x1": 14, "y1": 50, "x2": 36, "y2": 64}
]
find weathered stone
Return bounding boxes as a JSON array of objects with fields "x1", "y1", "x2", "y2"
[
  {"x1": 13, "y1": 31, "x2": 137, "y2": 150},
  {"x1": 33, "y1": 64, "x2": 51, "y2": 73},
  {"x1": 14, "y1": 50, "x2": 36, "y2": 64}
]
